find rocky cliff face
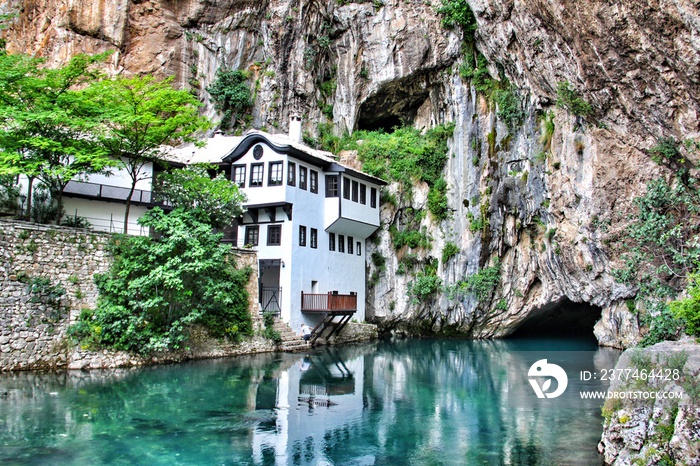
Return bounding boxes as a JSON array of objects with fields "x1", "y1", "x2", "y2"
[
  {"x1": 597, "y1": 339, "x2": 700, "y2": 465},
  {"x1": 3, "y1": 0, "x2": 699, "y2": 348}
]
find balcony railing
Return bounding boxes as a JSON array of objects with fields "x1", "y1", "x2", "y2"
[
  {"x1": 63, "y1": 180, "x2": 167, "y2": 206},
  {"x1": 301, "y1": 292, "x2": 357, "y2": 312}
]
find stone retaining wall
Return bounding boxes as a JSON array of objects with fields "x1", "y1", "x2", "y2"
[
  {"x1": 0, "y1": 220, "x2": 264, "y2": 371},
  {"x1": 0, "y1": 220, "x2": 110, "y2": 371},
  {"x1": 0, "y1": 219, "x2": 377, "y2": 371}
]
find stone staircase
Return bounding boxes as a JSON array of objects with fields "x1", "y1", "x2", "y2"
[{"x1": 272, "y1": 318, "x2": 311, "y2": 352}]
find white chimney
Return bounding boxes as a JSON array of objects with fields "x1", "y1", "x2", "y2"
[{"x1": 289, "y1": 115, "x2": 302, "y2": 143}]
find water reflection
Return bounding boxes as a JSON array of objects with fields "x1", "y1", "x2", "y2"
[{"x1": 0, "y1": 338, "x2": 619, "y2": 465}]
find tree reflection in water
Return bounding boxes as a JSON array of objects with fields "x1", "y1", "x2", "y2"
[{"x1": 0, "y1": 338, "x2": 618, "y2": 465}]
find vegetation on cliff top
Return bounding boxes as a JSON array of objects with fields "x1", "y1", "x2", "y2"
[{"x1": 311, "y1": 123, "x2": 455, "y2": 221}]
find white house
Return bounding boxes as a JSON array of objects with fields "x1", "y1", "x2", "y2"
[
  {"x1": 172, "y1": 120, "x2": 386, "y2": 335},
  {"x1": 22, "y1": 120, "x2": 385, "y2": 337}
]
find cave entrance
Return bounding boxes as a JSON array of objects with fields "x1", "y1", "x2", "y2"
[
  {"x1": 356, "y1": 72, "x2": 432, "y2": 133},
  {"x1": 508, "y1": 299, "x2": 602, "y2": 340}
]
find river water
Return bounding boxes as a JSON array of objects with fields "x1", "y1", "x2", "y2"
[{"x1": 0, "y1": 337, "x2": 620, "y2": 465}]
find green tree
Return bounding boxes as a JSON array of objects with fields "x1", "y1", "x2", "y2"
[
  {"x1": 70, "y1": 208, "x2": 253, "y2": 354},
  {"x1": 154, "y1": 163, "x2": 246, "y2": 228},
  {"x1": 669, "y1": 274, "x2": 700, "y2": 338},
  {"x1": 86, "y1": 75, "x2": 211, "y2": 233},
  {"x1": 0, "y1": 53, "x2": 114, "y2": 222},
  {"x1": 207, "y1": 69, "x2": 253, "y2": 132}
]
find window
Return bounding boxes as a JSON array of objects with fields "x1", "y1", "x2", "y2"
[
  {"x1": 232, "y1": 165, "x2": 246, "y2": 188},
  {"x1": 357, "y1": 241, "x2": 361, "y2": 256},
  {"x1": 348, "y1": 236, "x2": 354, "y2": 254},
  {"x1": 329, "y1": 232, "x2": 335, "y2": 251},
  {"x1": 299, "y1": 226, "x2": 307, "y2": 247},
  {"x1": 343, "y1": 178, "x2": 350, "y2": 199},
  {"x1": 268, "y1": 162, "x2": 283, "y2": 186},
  {"x1": 245, "y1": 226, "x2": 259, "y2": 246},
  {"x1": 310, "y1": 170, "x2": 318, "y2": 193},
  {"x1": 310, "y1": 228, "x2": 318, "y2": 249},
  {"x1": 288, "y1": 162, "x2": 296, "y2": 186},
  {"x1": 371, "y1": 187, "x2": 377, "y2": 208},
  {"x1": 250, "y1": 163, "x2": 264, "y2": 187},
  {"x1": 326, "y1": 175, "x2": 339, "y2": 197},
  {"x1": 352, "y1": 181, "x2": 359, "y2": 202},
  {"x1": 338, "y1": 234, "x2": 345, "y2": 253},
  {"x1": 360, "y1": 184, "x2": 366, "y2": 204},
  {"x1": 300, "y1": 166, "x2": 307, "y2": 190},
  {"x1": 267, "y1": 225, "x2": 281, "y2": 246}
]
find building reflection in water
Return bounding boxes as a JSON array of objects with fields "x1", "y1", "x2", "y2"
[{"x1": 252, "y1": 348, "x2": 363, "y2": 465}]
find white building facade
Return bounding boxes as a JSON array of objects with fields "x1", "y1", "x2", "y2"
[{"x1": 217, "y1": 129, "x2": 385, "y2": 331}]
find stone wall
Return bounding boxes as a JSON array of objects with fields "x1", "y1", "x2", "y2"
[
  {"x1": 0, "y1": 220, "x2": 110, "y2": 371},
  {"x1": 0, "y1": 220, "x2": 264, "y2": 371}
]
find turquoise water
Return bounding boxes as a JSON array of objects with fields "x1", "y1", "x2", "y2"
[{"x1": 0, "y1": 338, "x2": 619, "y2": 465}]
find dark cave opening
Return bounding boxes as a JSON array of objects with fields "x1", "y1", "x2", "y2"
[
  {"x1": 357, "y1": 113, "x2": 404, "y2": 132},
  {"x1": 355, "y1": 72, "x2": 433, "y2": 133},
  {"x1": 508, "y1": 299, "x2": 602, "y2": 340}
]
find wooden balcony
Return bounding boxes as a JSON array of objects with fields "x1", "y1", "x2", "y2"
[{"x1": 301, "y1": 292, "x2": 357, "y2": 313}]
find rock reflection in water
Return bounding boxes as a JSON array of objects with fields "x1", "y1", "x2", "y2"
[{"x1": 0, "y1": 338, "x2": 619, "y2": 465}]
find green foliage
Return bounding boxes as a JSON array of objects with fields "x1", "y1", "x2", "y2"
[
  {"x1": 0, "y1": 174, "x2": 19, "y2": 214},
  {"x1": 261, "y1": 311, "x2": 282, "y2": 344},
  {"x1": 371, "y1": 251, "x2": 386, "y2": 270},
  {"x1": 70, "y1": 208, "x2": 252, "y2": 354},
  {"x1": 493, "y1": 87, "x2": 524, "y2": 128},
  {"x1": 638, "y1": 305, "x2": 683, "y2": 347},
  {"x1": 616, "y1": 137, "x2": 700, "y2": 346},
  {"x1": 26, "y1": 276, "x2": 66, "y2": 308},
  {"x1": 61, "y1": 214, "x2": 91, "y2": 229},
  {"x1": 154, "y1": 164, "x2": 246, "y2": 228},
  {"x1": 352, "y1": 125, "x2": 454, "y2": 187},
  {"x1": 436, "y1": 0, "x2": 477, "y2": 35},
  {"x1": 408, "y1": 269, "x2": 442, "y2": 304},
  {"x1": 648, "y1": 137, "x2": 695, "y2": 184},
  {"x1": 30, "y1": 185, "x2": 62, "y2": 224},
  {"x1": 555, "y1": 81, "x2": 593, "y2": 117},
  {"x1": 446, "y1": 259, "x2": 501, "y2": 302},
  {"x1": 669, "y1": 274, "x2": 700, "y2": 338},
  {"x1": 207, "y1": 69, "x2": 253, "y2": 131},
  {"x1": 87, "y1": 74, "x2": 211, "y2": 231},
  {"x1": 460, "y1": 52, "x2": 496, "y2": 93},
  {"x1": 540, "y1": 110, "x2": 555, "y2": 151},
  {"x1": 427, "y1": 177, "x2": 449, "y2": 220},
  {"x1": 616, "y1": 177, "x2": 700, "y2": 299},
  {"x1": 389, "y1": 225, "x2": 431, "y2": 250},
  {"x1": 442, "y1": 242, "x2": 460, "y2": 264},
  {"x1": 0, "y1": 52, "x2": 116, "y2": 218}
]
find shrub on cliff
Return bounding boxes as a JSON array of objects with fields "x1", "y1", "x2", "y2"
[
  {"x1": 616, "y1": 139, "x2": 700, "y2": 346},
  {"x1": 669, "y1": 274, "x2": 700, "y2": 338},
  {"x1": 70, "y1": 208, "x2": 252, "y2": 354},
  {"x1": 207, "y1": 69, "x2": 253, "y2": 132}
]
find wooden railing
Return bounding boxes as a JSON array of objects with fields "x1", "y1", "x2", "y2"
[{"x1": 301, "y1": 292, "x2": 357, "y2": 312}]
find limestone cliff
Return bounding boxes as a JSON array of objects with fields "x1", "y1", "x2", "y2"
[{"x1": 2, "y1": 0, "x2": 699, "y2": 348}]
